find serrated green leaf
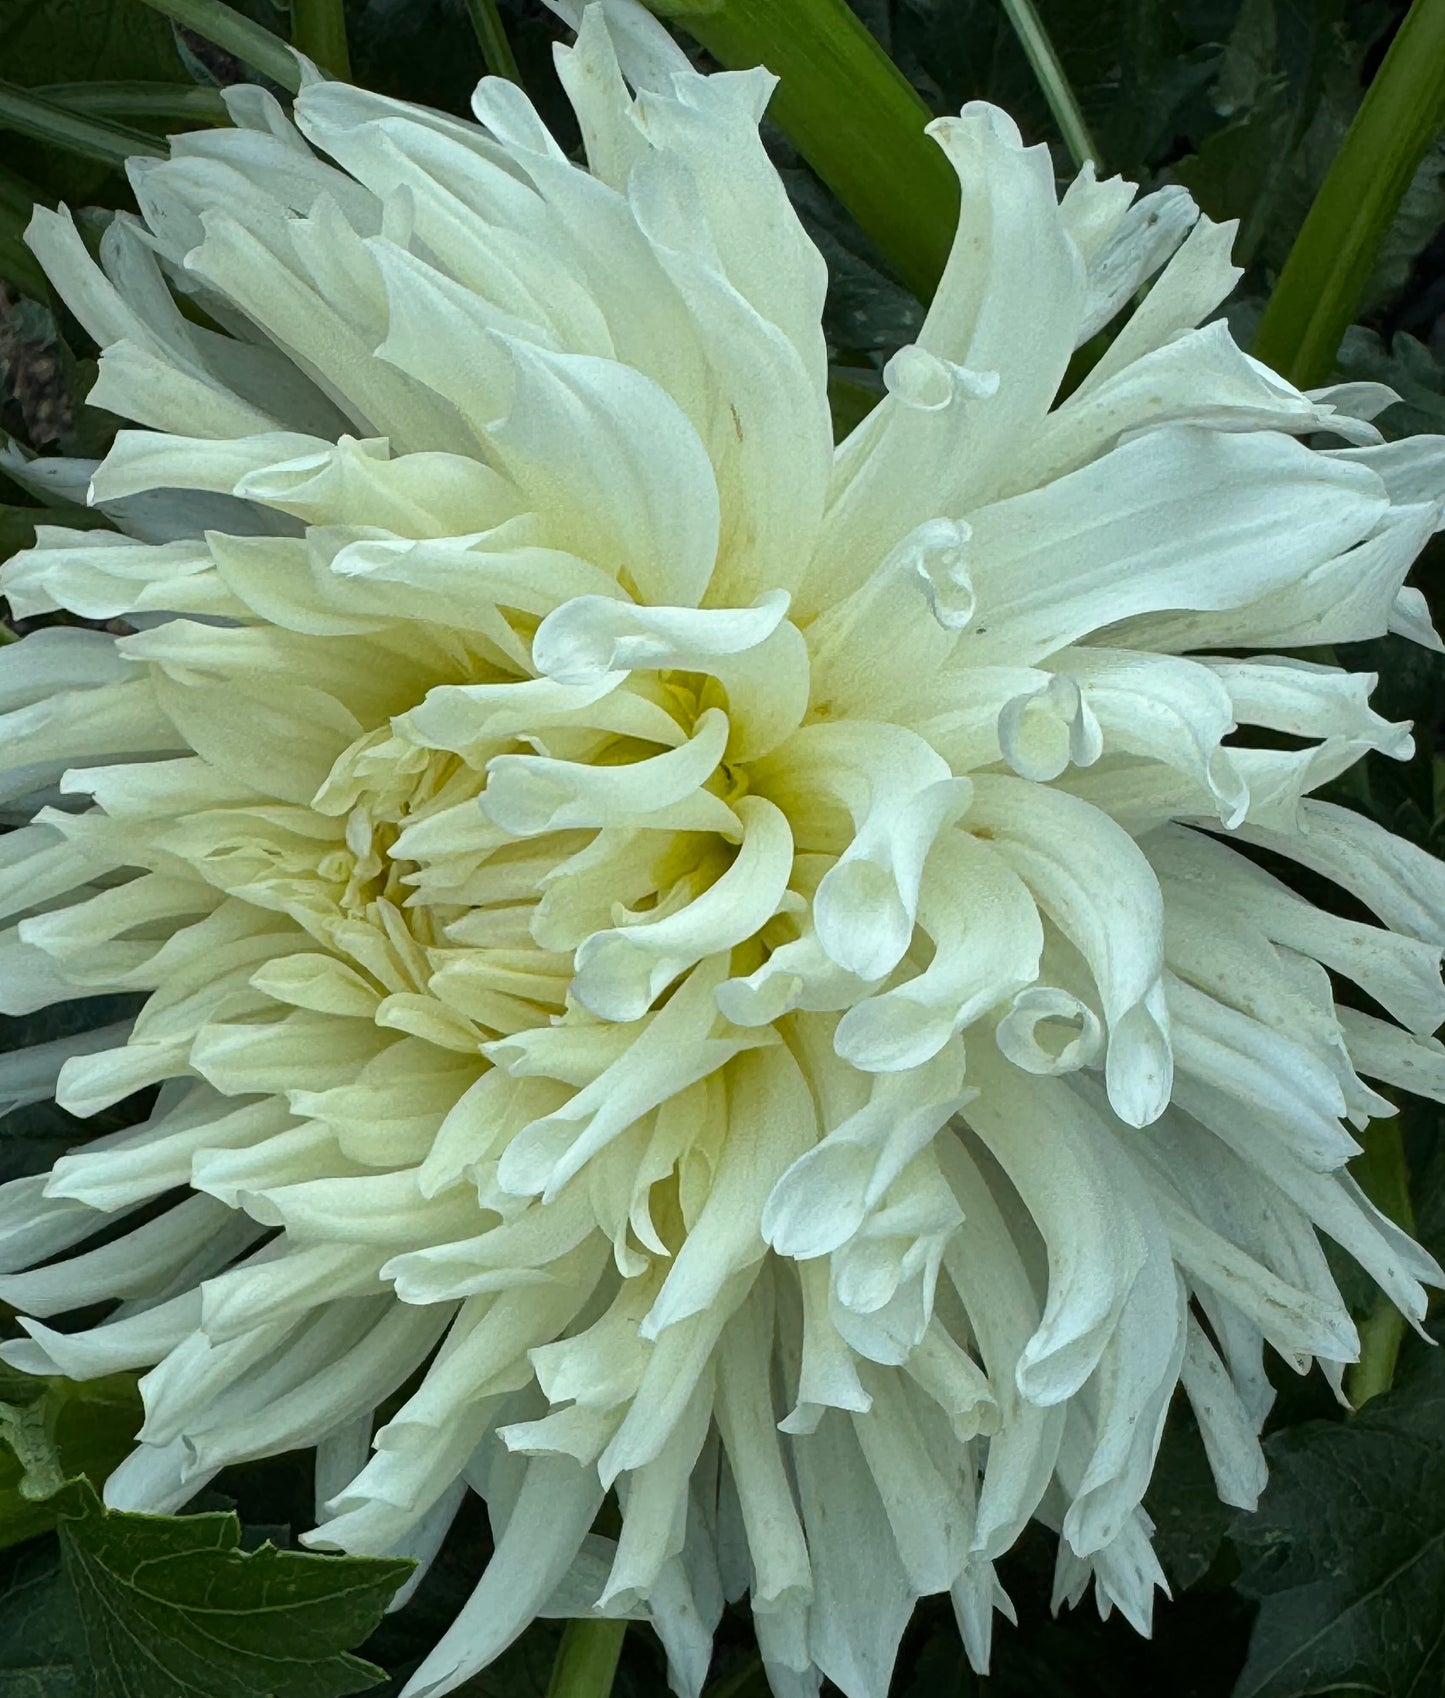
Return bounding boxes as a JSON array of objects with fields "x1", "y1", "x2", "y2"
[
  {"x1": 52, "y1": 1478, "x2": 413, "y2": 1698},
  {"x1": 1231, "y1": 1338, "x2": 1445, "y2": 1698}
]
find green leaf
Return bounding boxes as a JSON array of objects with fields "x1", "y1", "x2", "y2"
[
  {"x1": 1358, "y1": 131, "x2": 1445, "y2": 316},
  {"x1": 0, "y1": 1375, "x2": 411, "y2": 1697},
  {"x1": 0, "y1": 163, "x2": 49, "y2": 297},
  {"x1": 1412, "y1": 1112, "x2": 1445, "y2": 1272},
  {"x1": 0, "y1": 1473, "x2": 412, "y2": 1698},
  {"x1": 0, "y1": 1541, "x2": 80, "y2": 1698},
  {"x1": 1231, "y1": 1337, "x2": 1445, "y2": 1698},
  {"x1": 777, "y1": 164, "x2": 924, "y2": 358},
  {"x1": 49, "y1": 1478, "x2": 412, "y2": 1698},
  {"x1": 1170, "y1": 0, "x2": 1381, "y2": 276},
  {"x1": 887, "y1": 0, "x2": 1217, "y2": 184}
]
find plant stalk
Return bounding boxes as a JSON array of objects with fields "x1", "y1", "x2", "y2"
[
  {"x1": 997, "y1": 0, "x2": 1098, "y2": 167},
  {"x1": 1345, "y1": 1117, "x2": 1415, "y2": 1410},
  {"x1": 126, "y1": 0, "x2": 304, "y2": 92},
  {"x1": 464, "y1": 0, "x2": 524, "y2": 83},
  {"x1": 35, "y1": 82, "x2": 230, "y2": 125},
  {"x1": 291, "y1": 0, "x2": 351, "y2": 80},
  {"x1": 544, "y1": 1618, "x2": 627, "y2": 1698},
  {"x1": 0, "y1": 82, "x2": 165, "y2": 165}
]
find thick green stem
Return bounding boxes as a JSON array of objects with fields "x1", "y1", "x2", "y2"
[
  {"x1": 126, "y1": 0, "x2": 304, "y2": 93},
  {"x1": 997, "y1": 0, "x2": 1098, "y2": 168},
  {"x1": 463, "y1": 0, "x2": 524, "y2": 84},
  {"x1": 644, "y1": 0, "x2": 957, "y2": 301},
  {"x1": 544, "y1": 1618, "x2": 627, "y2": 1698},
  {"x1": 291, "y1": 0, "x2": 351, "y2": 80},
  {"x1": 1344, "y1": 1118, "x2": 1415, "y2": 1410},
  {"x1": 0, "y1": 81, "x2": 165, "y2": 165},
  {"x1": 1252, "y1": 0, "x2": 1445, "y2": 387},
  {"x1": 34, "y1": 82, "x2": 230, "y2": 125}
]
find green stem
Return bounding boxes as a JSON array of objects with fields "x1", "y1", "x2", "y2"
[
  {"x1": 34, "y1": 82, "x2": 231, "y2": 125},
  {"x1": 1344, "y1": 1118, "x2": 1415, "y2": 1410},
  {"x1": 544, "y1": 1618, "x2": 627, "y2": 1698},
  {"x1": 1350, "y1": 1300, "x2": 1406, "y2": 1410},
  {"x1": 291, "y1": 0, "x2": 351, "y2": 80},
  {"x1": 1252, "y1": 0, "x2": 1445, "y2": 387},
  {"x1": 125, "y1": 0, "x2": 304, "y2": 93},
  {"x1": 463, "y1": 0, "x2": 524, "y2": 84},
  {"x1": 997, "y1": 0, "x2": 1098, "y2": 168},
  {"x1": 0, "y1": 81, "x2": 165, "y2": 165},
  {"x1": 644, "y1": 0, "x2": 957, "y2": 301}
]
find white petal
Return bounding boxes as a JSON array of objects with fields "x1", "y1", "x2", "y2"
[
  {"x1": 1080, "y1": 213, "x2": 1241, "y2": 390},
  {"x1": 955, "y1": 426, "x2": 1388, "y2": 666},
  {"x1": 957, "y1": 1052, "x2": 1149, "y2": 1405},
  {"x1": 401, "y1": 1455, "x2": 605, "y2": 1698},
  {"x1": 486, "y1": 339, "x2": 720, "y2": 608},
  {"x1": 834, "y1": 830, "x2": 1042, "y2": 1072},
  {"x1": 965, "y1": 776, "x2": 1171, "y2": 1127}
]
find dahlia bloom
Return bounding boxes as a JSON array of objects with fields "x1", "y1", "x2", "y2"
[{"x1": 2, "y1": 0, "x2": 1444, "y2": 1692}]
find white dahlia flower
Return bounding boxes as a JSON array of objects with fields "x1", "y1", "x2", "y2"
[{"x1": 2, "y1": 1, "x2": 1444, "y2": 1693}]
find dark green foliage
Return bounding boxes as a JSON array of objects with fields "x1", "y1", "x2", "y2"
[
  {"x1": 54, "y1": 1479, "x2": 412, "y2": 1698},
  {"x1": 1231, "y1": 1336, "x2": 1445, "y2": 1698},
  {"x1": 0, "y1": 0, "x2": 189, "y2": 90},
  {"x1": 0, "y1": 1541, "x2": 82, "y2": 1698},
  {"x1": 0, "y1": 1407, "x2": 413, "y2": 1698},
  {"x1": 1335, "y1": 326, "x2": 1445, "y2": 437}
]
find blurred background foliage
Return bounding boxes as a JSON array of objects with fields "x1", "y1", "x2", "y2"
[{"x1": 0, "y1": 1, "x2": 1443, "y2": 1695}]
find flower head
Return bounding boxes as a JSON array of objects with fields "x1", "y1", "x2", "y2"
[{"x1": 2, "y1": 2, "x2": 1444, "y2": 1693}]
